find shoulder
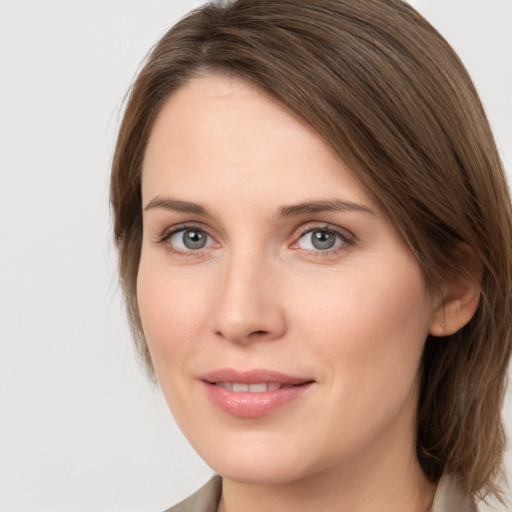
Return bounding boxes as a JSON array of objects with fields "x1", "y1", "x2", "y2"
[
  {"x1": 431, "y1": 474, "x2": 478, "y2": 512},
  {"x1": 162, "y1": 476, "x2": 222, "y2": 512}
]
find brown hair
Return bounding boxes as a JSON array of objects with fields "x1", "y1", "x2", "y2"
[{"x1": 111, "y1": 0, "x2": 512, "y2": 502}]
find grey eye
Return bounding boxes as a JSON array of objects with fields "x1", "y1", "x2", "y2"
[
  {"x1": 170, "y1": 229, "x2": 212, "y2": 250},
  {"x1": 298, "y1": 229, "x2": 341, "y2": 251}
]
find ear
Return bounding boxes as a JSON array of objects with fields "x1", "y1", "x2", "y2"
[{"x1": 429, "y1": 249, "x2": 482, "y2": 338}]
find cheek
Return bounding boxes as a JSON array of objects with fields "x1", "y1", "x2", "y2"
[
  {"x1": 290, "y1": 256, "x2": 431, "y2": 399},
  {"x1": 136, "y1": 255, "x2": 210, "y2": 375},
  {"x1": 280, "y1": 258, "x2": 431, "y2": 461}
]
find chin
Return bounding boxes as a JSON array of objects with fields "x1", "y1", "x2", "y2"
[{"x1": 193, "y1": 432, "x2": 315, "y2": 485}]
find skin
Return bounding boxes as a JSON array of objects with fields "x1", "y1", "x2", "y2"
[{"x1": 137, "y1": 73, "x2": 470, "y2": 512}]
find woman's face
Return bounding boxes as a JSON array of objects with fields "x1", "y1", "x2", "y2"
[{"x1": 138, "y1": 74, "x2": 438, "y2": 485}]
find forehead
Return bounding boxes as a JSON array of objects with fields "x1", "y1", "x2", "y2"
[
  {"x1": 141, "y1": 73, "x2": 375, "y2": 212},
  {"x1": 143, "y1": 73, "x2": 335, "y2": 173}
]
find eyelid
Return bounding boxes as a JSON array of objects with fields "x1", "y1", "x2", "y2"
[
  {"x1": 293, "y1": 222, "x2": 354, "y2": 240},
  {"x1": 158, "y1": 222, "x2": 210, "y2": 242}
]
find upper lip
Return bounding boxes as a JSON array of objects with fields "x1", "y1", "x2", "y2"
[{"x1": 200, "y1": 368, "x2": 314, "y2": 385}]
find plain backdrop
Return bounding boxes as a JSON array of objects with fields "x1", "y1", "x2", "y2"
[{"x1": 0, "y1": 1, "x2": 511, "y2": 511}]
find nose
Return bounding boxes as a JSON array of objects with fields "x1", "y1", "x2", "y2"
[{"x1": 210, "y1": 250, "x2": 287, "y2": 344}]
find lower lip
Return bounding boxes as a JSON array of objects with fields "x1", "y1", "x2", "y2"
[{"x1": 202, "y1": 382, "x2": 314, "y2": 418}]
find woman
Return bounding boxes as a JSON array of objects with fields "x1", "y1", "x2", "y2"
[{"x1": 110, "y1": 0, "x2": 512, "y2": 510}]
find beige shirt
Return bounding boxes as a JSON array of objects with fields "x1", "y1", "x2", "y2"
[{"x1": 165, "y1": 474, "x2": 478, "y2": 512}]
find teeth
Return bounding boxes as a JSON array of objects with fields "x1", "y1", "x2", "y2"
[
  {"x1": 217, "y1": 382, "x2": 234, "y2": 391},
  {"x1": 216, "y1": 382, "x2": 282, "y2": 392},
  {"x1": 248, "y1": 383, "x2": 267, "y2": 392}
]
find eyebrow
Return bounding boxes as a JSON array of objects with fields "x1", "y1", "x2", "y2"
[
  {"x1": 277, "y1": 199, "x2": 374, "y2": 217},
  {"x1": 144, "y1": 197, "x2": 211, "y2": 215},
  {"x1": 143, "y1": 196, "x2": 374, "y2": 218}
]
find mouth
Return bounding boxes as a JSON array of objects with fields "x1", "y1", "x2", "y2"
[
  {"x1": 200, "y1": 369, "x2": 315, "y2": 418},
  {"x1": 214, "y1": 382, "x2": 297, "y2": 392}
]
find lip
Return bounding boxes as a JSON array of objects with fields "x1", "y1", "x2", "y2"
[{"x1": 200, "y1": 368, "x2": 315, "y2": 418}]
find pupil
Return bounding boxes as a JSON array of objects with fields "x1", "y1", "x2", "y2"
[
  {"x1": 184, "y1": 230, "x2": 207, "y2": 249},
  {"x1": 312, "y1": 230, "x2": 335, "y2": 250}
]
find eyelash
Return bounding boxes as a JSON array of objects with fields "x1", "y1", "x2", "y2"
[{"x1": 155, "y1": 222, "x2": 355, "y2": 257}]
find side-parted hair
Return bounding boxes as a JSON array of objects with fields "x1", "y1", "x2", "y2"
[{"x1": 111, "y1": 0, "x2": 512, "y2": 503}]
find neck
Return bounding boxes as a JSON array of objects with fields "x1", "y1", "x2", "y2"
[{"x1": 219, "y1": 451, "x2": 435, "y2": 512}]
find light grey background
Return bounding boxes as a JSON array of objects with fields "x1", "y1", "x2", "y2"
[{"x1": 0, "y1": 1, "x2": 510, "y2": 511}]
